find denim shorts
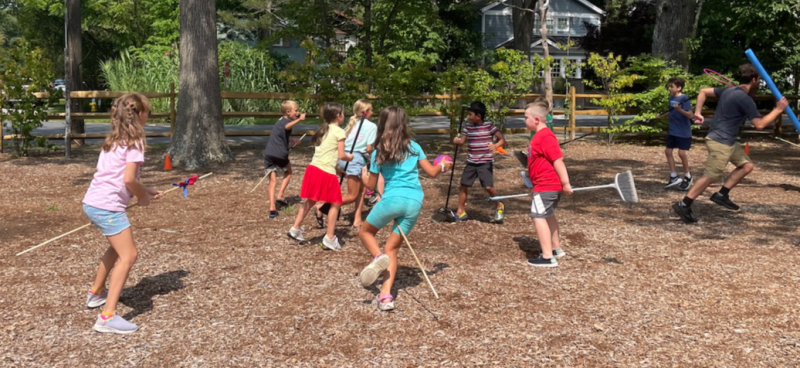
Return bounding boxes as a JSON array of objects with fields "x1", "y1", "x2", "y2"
[
  {"x1": 338, "y1": 153, "x2": 367, "y2": 177},
  {"x1": 82, "y1": 204, "x2": 130, "y2": 236},
  {"x1": 365, "y1": 196, "x2": 423, "y2": 235}
]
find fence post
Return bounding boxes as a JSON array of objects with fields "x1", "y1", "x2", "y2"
[
  {"x1": 169, "y1": 82, "x2": 176, "y2": 139},
  {"x1": 569, "y1": 86, "x2": 576, "y2": 140}
]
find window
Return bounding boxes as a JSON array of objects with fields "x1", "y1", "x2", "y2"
[
  {"x1": 273, "y1": 38, "x2": 285, "y2": 47},
  {"x1": 546, "y1": 18, "x2": 554, "y2": 31},
  {"x1": 557, "y1": 18, "x2": 569, "y2": 32}
]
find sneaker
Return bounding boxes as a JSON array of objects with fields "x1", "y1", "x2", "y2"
[
  {"x1": 367, "y1": 195, "x2": 379, "y2": 207},
  {"x1": 665, "y1": 175, "x2": 681, "y2": 188},
  {"x1": 288, "y1": 227, "x2": 305, "y2": 241},
  {"x1": 275, "y1": 198, "x2": 289, "y2": 207},
  {"x1": 527, "y1": 255, "x2": 558, "y2": 268},
  {"x1": 86, "y1": 290, "x2": 107, "y2": 309},
  {"x1": 269, "y1": 210, "x2": 279, "y2": 219},
  {"x1": 93, "y1": 313, "x2": 138, "y2": 334},
  {"x1": 672, "y1": 201, "x2": 698, "y2": 223},
  {"x1": 710, "y1": 192, "x2": 740, "y2": 211},
  {"x1": 679, "y1": 175, "x2": 693, "y2": 191},
  {"x1": 493, "y1": 202, "x2": 505, "y2": 222},
  {"x1": 455, "y1": 212, "x2": 468, "y2": 222},
  {"x1": 553, "y1": 248, "x2": 566, "y2": 259},
  {"x1": 360, "y1": 254, "x2": 390, "y2": 287},
  {"x1": 376, "y1": 294, "x2": 395, "y2": 311},
  {"x1": 321, "y1": 235, "x2": 342, "y2": 251}
]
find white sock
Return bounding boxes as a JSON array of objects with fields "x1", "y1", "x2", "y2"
[
  {"x1": 670, "y1": 172, "x2": 678, "y2": 178},
  {"x1": 685, "y1": 172, "x2": 692, "y2": 179}
]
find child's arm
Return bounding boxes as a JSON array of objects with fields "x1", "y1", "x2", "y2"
[
  {"x1": 552, "y1": 158, "x2": 573, "y2": 194},
  {"x1": 124, "y1": 163, "x2": 153, "y2": 205},
  {"x1": 419, "y1": 158, "x2": 452, "y2": 178},
  {"x1": 673, "y1": 104, "x2": 695, "y2": 119},
  {"x1": 488, "y1": 130, "x2": 506, "y2": 151},
  {"x1": 693, "y1": 88, "x2": 716, "y2": 124},
  {"x1": 362, "y1": 168, "x2": 378, "y2": 190},
  {"x1": 284, "y1": 113, "x2": 306, "y2": 130},
  {"x1": 453, "y1": 133, "x2": 467, "y2": 145},
  {"x1": 337, "y1": 139, "x2": 354, "y2": 161}
]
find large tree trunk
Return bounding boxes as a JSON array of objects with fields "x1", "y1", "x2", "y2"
[
  {"x1": 539, "y1": 0, "x2": 553, "y2": 113},
  {"x1": 652, "y1": 0, "x2": 697, "y2": 69},
  {"x1": 512, "y1": 0, "x2": 535, "y2": 57},
  {"x1": 169, "y1": 0, "x2": 232, "y2": 169},
  {"x1": 66, "y1": 0, "x2": 83, "y2": 141}
]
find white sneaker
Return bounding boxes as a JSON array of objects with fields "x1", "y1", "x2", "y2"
[
  {"x1": 321, "y1": 235, "x2": 342, "y2": 251},
  {"x1": 86, "y1": 289, "x2": 107, "y2": 309},
  {"x1": 360, "y1": 254, "x2": 390, "y2": 287},
  {"x1": 93, "y1": 313, "x2": 138, "y2": 334},
  {"x1": 288, "y1": 227, "x2": 305, "y2": 242},
  {"x1": 665, "y1": 176, "x2": 681, "y2": 188},
  {"x1": 553, "y1": 248, "x2": 566, "y2": 259},
  {"x1": 375, "y1": 294, "x2": 395, "y2": 311}
]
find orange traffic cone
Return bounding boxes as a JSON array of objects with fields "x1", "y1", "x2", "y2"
[
  {"x1": 744, "y1": 142, "x2": 750, "y2": 155},
  {"x1": 164, "y1": 153, "x2": 173, "y2": 171}
]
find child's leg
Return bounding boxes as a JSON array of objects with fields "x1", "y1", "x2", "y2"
[
  {"x1": 665, "y1": 148, "x2": 676, "y2": 174},
  {"x1": 102, "y1": 228, "x2": 138, "y2": 314},
  {"x1": 457, "y1": 185, "x2": 469, "y2": 214},
  {"x1": 277, "y1": 166, "x2": 292, "y2": 199},
  {"x1": 678, "y1": 149, "x2": 690, "y2": 175},
  {"x1": 325, "y1": 203, "x2": 341, "y2": 239},
  {"x1": 484, "y1": 186, "x2": 501, "y2": 209},
  {"x1": 91, "y1": 246, "x2": 119, "y2": 293},
  {"x1": 292, "y1": 199, "x2": 316, "y2": 229},
  {"x1": 379, "y1": 232, "x2": 403, "y2": 298},
  {"x1": 546, "y1": 216, "x2": 561, "y2": 251},
  {"x1": 267, "y1": 171, "x2": 278, "y2": 211},
  {"x1": 359, "y1": 222, "x2": 381, "y2": 256},
  {"x1": 353, "y1": 184, "x2": 366, "y2": 227},
  {"x1": 342, "y1": 175, "x2": 362, "y2": 206},
  {"x1": 533, "y1": 217, "x2": 553, "y2": 259}
]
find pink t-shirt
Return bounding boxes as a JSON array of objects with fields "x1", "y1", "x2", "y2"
[{"x1": 82, "y1": 143, "x2": 145, "y2": 212}]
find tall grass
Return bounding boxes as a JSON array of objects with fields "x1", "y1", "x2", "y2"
[{"x1": 100, "y1": 49, "x2": 179, "y2": 113}]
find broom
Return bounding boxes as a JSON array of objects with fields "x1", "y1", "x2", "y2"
[
  {"x1": 431, "y1": 104, "x2": 469, "y2": 223},
  {"x1": 488, "y1": 170, "x2": 639, "y2": 203}
]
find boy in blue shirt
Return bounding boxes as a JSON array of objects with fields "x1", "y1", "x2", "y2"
[{"x1": 660, "y1": 77, "x2": 695, "y2": 191}]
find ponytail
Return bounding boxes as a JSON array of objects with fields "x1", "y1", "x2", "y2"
[{"x1": 345, "y1": 99, "x2": 372, "y2": 135}]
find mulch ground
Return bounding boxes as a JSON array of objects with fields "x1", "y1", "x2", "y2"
[{"x1": 2, "y1": 137, "x2": 800, "y2": 367}]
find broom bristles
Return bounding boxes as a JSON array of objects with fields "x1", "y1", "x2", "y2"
[{"x1": 616, "y1": 170, "x2": 639, "y2": 203}]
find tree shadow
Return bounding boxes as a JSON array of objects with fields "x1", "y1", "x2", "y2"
[
  {"x1": 119, "y1": 270, "x2": 190, "y2": 321},
  {"x1": 513, "y1": 236, "x2": 541, "y2": 259}
]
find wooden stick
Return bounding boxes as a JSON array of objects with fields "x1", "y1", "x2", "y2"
[
  {"x1": 775, "y1": 136, "x2": 800, "y2": 147},
  {"x1": 251, "y1": 134, "x2": 306, "y2": 193},
  {"x1": 16, "y1": 172, "x2": 214, "y2": 256},
  {"x1": 396, "y1": 225, "x2": 439, "y2": 299}
]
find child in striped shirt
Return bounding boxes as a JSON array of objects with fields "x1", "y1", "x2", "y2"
[{"x1": 453, "y1": 101, "x2": 506, "y2": 222}]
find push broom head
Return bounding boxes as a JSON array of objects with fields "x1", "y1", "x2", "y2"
[
  {"x1": 431, "y1": 207, "x2": 456, "y2": 223},
  {"x1": 614, "y1": 170, "x2": 639, "y2": 203}
]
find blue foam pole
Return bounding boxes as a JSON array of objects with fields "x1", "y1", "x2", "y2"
[{"x1": 745, "y1": 49, "x2": 800, "y2": 132}]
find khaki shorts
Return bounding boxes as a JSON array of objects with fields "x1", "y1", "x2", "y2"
[{"x1": 702, "y1": 139, "x2": 751, "y2": 181}]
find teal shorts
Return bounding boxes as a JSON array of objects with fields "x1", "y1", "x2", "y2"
[
  {"x1": 365, "y1": 196, "x2": 423, "y2": 235},
  {"x1": 83, "y1": 204, "x2": 130, "y2": 236}
]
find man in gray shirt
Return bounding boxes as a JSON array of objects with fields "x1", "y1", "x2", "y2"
[{"x1": 673, "y1": 64, "x2": 788, "y2": 223}]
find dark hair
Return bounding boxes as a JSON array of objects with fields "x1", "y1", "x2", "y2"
[
  {"x1": 738, "y1": 64, "x2": 759, "y2": 85},
  {"x1": 667, "y1": 77, "x2": 685, "y2": 91},
  {"x1": 468, "y1": 101, "x2": 487, "y2": 121},
  {"x1": 374, "y1": 106, "x2": 415, "y2": 165},
  {"x1": 313, "y1": 102, "x2": 344, "y2": 146}
]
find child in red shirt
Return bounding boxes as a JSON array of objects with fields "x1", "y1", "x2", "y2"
[{"x1": 525, "y1": 100, "x2": 572, "y2": 268}]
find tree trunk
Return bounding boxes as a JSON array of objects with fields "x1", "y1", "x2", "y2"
[
  {"x1": 652, "y1": 0, "x2": 696, "y2": 69},
  {"x1": 66, "y1": 0, "x2": 83, "y2": 141},
  {"x1": 364, "y1": 0, "x2": 373, "y2": 68},
  {"x1": 377, "y1": 0, "x2": 402, "y2": 54},
  {"x1": 169, "y1": 0, "x2": 232, "y2": 169},
  {"x1": 539, "y1": 0, "x2": 553, "y2": 113},
  {"x1": 512, "y1": 0, "x2": 535, "y2": 57}
]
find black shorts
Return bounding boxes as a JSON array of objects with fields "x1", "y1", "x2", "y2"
[
  {"x1": 460, "y1": 162, "x2": 494, "y2": 187},
  {"x1": 666, "y1": 135, "x2": 692, "y2": 150},
  {"x1": 264, "y1": 155, "x2": 290, "y2": 174}
]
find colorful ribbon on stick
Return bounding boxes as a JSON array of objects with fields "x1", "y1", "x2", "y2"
[{"x1": 173, "y1": 174, "x2": 199, "y2": 198}]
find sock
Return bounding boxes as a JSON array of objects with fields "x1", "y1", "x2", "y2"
[
  {"x1": 90, "y1": 288, "x2": 105, "y2": 295},
  {"x1": 719, "y1": 186, "x2": 731, "y2": 196},
  {"x1": 101, "y1": 310, "x2": 115, "y2": 319},
  {"x1": 682, "y1": 196, "x2": 694, "y2": 207},
  {"x1": 684, "y1": 172, "x2": 692, "y2": 179},
  {"x1": 670, "y1": 172, "x2": 678, "y2": 178}
]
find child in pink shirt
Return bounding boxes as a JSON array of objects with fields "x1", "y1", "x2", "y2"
[{"x1": 82, "y1": 93, "x2": 162, "y2": 334}]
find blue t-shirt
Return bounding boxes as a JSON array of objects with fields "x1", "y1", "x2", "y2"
[
  {"x1": 668, "y1": 94, "x2": 692, "y2": 138},
  {"x1": 369, "y1": 141, "x2": 426, "y2": 204}
]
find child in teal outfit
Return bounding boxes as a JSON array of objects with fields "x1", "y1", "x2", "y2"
[{"x1": 357, "y1": 106, "x2": 452, "y2": 312}]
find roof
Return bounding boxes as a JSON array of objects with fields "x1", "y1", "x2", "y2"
[
  {"x1": 479, "y1": 0, "x2": 605, "y2": 15},
  {"x1": 496, "y1": 35, "x2": 583, "y2": 50}
]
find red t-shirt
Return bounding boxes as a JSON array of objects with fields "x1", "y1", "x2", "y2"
[{"x1": 527, "y1": 128, "x2": 563, "y2": 192}]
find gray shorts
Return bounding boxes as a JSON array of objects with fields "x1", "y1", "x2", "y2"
[
  {"x1": 529, "y1": 191, "x2": 560, "y2": 219},
  {"x1": 264, "y1": 155, "x2": 290, "y2": 175}
]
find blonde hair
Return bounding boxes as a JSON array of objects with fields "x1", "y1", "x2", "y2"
[
  {"x1": 280, "y1": 100, "x2": 298, "y2": 115},
  {"x1": 101, "y1": 93, "x2": 150, "y2": 152},
  {"x1": 374, "y1": 106, "x2": 415, "y2": 165},
  {"x1": 345, "y1": 99, "x2": 372, "y2": 135},
  {"x1": 525, "y1": 99, "x2": 549, "y2": 120},
  {"x1": 313, "y1": 102, "x2": 344, "y2": 146}
]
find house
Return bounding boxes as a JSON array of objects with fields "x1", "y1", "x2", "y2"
[
  {"x1": 268, "y1": 10, "x2": 362, "y2": 63},
  {"x1": 479, "y1": 0, "x2": 604, "y2": 81}
]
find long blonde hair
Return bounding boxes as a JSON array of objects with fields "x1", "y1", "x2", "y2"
[
  {"x1": 101, "y1": 93, "x2": 150, "y2": 152},
  {"x1": 345, "y1": 99, "x2": 372, "y2": 135},
  {"x1": 313, "y1": 102, "x2": 344, "y2": 146},
  {"x1": 374, "y1": 106, "x2": 414, "y2": 165}
]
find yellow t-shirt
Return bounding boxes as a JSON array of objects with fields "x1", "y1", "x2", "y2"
[{"x1": 310, "y1": 124, "x2": 346, "y2": 175}]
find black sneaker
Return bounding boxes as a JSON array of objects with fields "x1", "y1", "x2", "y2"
[
  {"x1": 665, "y1": 176, "x2": 681, "y2": 188},
  {"x1": 269, "y1": 210, "x2": 279, "y2": 218},
  {"x1": 710, "y1": 192, "x2": 740, "y2": 211},
  {"x1": 679, "y1": 176, "x2": 693, "y2": 191},
  {"x1": 527, "y1": 255, "x2": 558, "y2": 268},
  {"x1": 672, "y1": 201, "x2": 698, "y2": 223}
]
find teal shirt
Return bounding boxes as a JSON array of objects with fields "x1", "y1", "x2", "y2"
[{"x1": 370, "y1": 141, "x2": 426, "y2": 204}]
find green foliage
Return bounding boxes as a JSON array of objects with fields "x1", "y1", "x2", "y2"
[
  {"x1": 0, "y1": 41, "x2": 58, "y2": 156},
  {"x1": 218, "y1": 42, "x2": 285, "y2": 124},
  {"x1": 585, "y1": 52, "x2": 638, "y2": 142},
  {"x1": 100, "y1": 49, "x2": 179, "y2": 113}
]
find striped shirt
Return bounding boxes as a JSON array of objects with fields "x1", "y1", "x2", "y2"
[{"x1": 462, "y1": 121, "x2": 499, "y2": 163}]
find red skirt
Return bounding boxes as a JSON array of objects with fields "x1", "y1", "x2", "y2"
[{"x1": 300, "y1": 165, "x2": 342, "y2": 204}]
